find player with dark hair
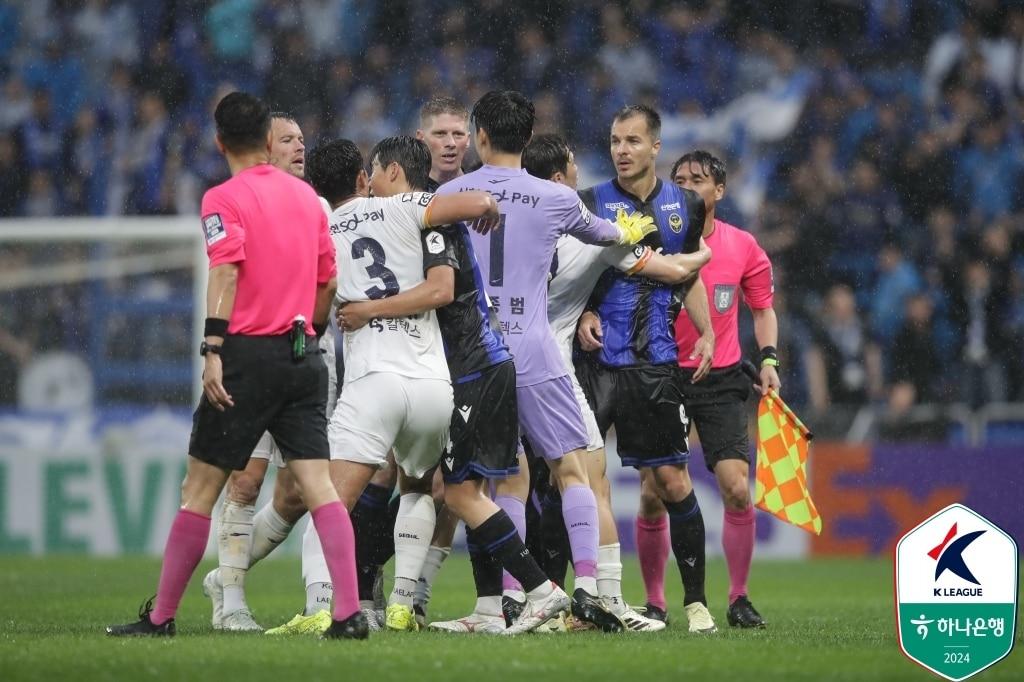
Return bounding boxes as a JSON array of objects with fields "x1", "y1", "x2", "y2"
[
  {"x1": 337, "y1": 135, "x2": 571, "y2": 635},
  {"x1": 524, "y1": 133, "x2": 711, "y2": 631},
  {"x1": 436, "y1": 90, "x2": 658, "y2": 633},
  {"x1": 106, "y1": 91, "x2": 367, "y2": 640},
  {"x1": 575, "y1": 104, "x2": 720, "y2": 634},
  {"x1": 646, "y1": 150, "x2": 777, "y2": 629}
]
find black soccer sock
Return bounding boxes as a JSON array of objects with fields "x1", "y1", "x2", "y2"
[
  {"x1": 663, "y1": 490, "x2": 707, "y2": 607},
  {"x1": 472, "y1": 510, "x2": 549, "y2": 593},
  {"x1": 351, "y1": 483, "x2": 393, "y2": 601},
  {"x1": 539, "y1": 485, "x2": 570, "y2": 587},
  {"x1": 466, "y1": 527, "x2": 503, "y2": 598}
]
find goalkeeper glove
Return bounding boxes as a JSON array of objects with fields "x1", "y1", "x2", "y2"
[{"x1": 614, "y1": 208, "x2": 657, "y2": 245}]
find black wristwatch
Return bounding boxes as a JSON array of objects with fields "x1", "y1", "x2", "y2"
[{"x1": 199, "y1": 341, "x2": 222, "y2": 356}]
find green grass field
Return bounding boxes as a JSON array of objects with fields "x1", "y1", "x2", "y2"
[{"x1": 0, "y1": 556, "x2": 1019, "y2": 681}]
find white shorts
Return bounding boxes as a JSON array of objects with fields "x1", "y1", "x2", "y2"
[
  {"x1": 560, "y1": 341, "x2": 604, "y2": 452},
  {"x1": 328, "y1": 372, "x2": 452, "y2": 479},
  {"x1": 250, "y1": 329, "x2": 341, "y2": 469},
  {"x1": 250, "y1": 431, "x2": 284, "y2": 467}
]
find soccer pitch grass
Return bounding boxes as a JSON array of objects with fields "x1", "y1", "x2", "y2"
[{"x1": 1, "y1": 556, "x2": 1020, "y2": 681}]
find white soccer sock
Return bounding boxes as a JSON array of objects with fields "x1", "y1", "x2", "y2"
[
  {"x1": 526, "y1": 581, "x2": 554, "y2": 601},
  {"x1": 475, "y1": 596, "x2": 503, "y2": 618},
  {"x1": 219, "y1": 500, "x2": 255, "y2": 614},
  {"x1": 301, "y1": 519, "x2": 332, "y2": 615},
  {"x1": 575, "y1": 575, "x2": 598, "y2": 595},
  {"x1": 598, "y1": 543, "x2": 625, "y2": 614},
  {"x1": 250, "y1": 503, "x2": 295, "y2": 564},
  {"x1": 390, "y1": 493, "x2": 436, "y2": 607},
  {"x1": 415, "y1": 545, "x2": 451, "y2": 606}
]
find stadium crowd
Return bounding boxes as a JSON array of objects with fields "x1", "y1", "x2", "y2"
[{"x1": 0, "y1": 0, "x2": 1022, "y2": 423}]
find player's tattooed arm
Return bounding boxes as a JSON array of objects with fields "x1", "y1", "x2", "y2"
[
  {"x1": 637, "y1": 240, "x2": 711, "y2": 284},
  {"x1": 337, "y1": 266, "x2": 455, "y2": 331},
  {"x1": 683, "y1": 278, "x2": 714, "y2": 383}
]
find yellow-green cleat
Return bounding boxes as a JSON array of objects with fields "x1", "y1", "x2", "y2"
[
  {"x1": 264, "y1": 610, "x2": 331, "y2": 636},
  {"x1": 385, "y1": 603, "x2": 420, "y2": 632}
]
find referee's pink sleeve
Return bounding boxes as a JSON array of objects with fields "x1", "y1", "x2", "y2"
[
  {"x1": 316, "y1": 211, "x2": 337, "y2": 283},
  {"x1": 201, "y1": 190, "x2": 246, "y2": 267},
  {"x1": 741, "y1": 240, "x2": 774, "y2": 310}
]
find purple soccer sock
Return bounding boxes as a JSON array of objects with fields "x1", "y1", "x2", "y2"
[
  {"x1": 561, "y1": 484, "x2": 598, "y2": 579},
  {"x1": 495, "y1": 494, "x2": 526, "y2": 592}
]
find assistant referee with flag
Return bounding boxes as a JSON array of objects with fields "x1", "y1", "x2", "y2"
[
  {"x1": 106, "y1": 92, "x2": 367, "y2": 640},
  {"x1": 635, "y1": 151, "x2": 780, "y2": 629}
]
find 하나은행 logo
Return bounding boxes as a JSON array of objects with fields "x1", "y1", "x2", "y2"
[{"x1": 895, "y1": 504, "x2": 1018, "y2": 681}]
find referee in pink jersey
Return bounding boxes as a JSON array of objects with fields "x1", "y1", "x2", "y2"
[
  {"x1": 107, "y1": 92, "x2": 368, "y2": 640},
  {"x1": 635, "y1": 151, "x2": 778, "y2": 629}
]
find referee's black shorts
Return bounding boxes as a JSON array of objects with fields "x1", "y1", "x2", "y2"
[
  {"x1": 677, "y1": 362, "x2": 752, "y2": 472},
  {"x1": 189, "y1": 334, "x2": 329, "y2": 471}
]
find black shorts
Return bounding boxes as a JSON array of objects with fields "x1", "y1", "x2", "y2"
[
  {"x1": 678, "y1": 363, "x2": 752, "y2": 472},
  {"x1": 189, "y1": 334, "x2": 329, "y2": 471},
  {"x1": 577, "y1": 362, "x2": 689, "y2": 469},
  {"x1": 441, "y1": 360, "x2": 520, "y2": 483}
]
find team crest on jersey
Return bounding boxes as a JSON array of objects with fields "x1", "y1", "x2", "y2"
[
  {"x1": 202, "y1": 214, "x2": 226, "y2": 245},
  {"x1": 714, "y1": 284, "x2": 737, "y2": 312},
  {"x1": 669, "y1": 213, "x2": 683, "y2": 233}
]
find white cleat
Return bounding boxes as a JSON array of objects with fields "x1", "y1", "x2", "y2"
[
  {"x1": 684, "y1": 602, "x2": 718, "y2": 634},
  {"x1": 618, "y1": 606, "x2": 667, "y2": 632},
  {"x1": 221, "y1": 608, "x2": 263, "y2": 632},
  {"x1": 428, "y1": 612, "x2": 505, "y2": 634},
  {"x1": 502, "y1": 585, "x2": 571, "y2": 635},
  {"x1": 202, "y1": 569, "x2": 224, "y2": 630},
  {"x1": 361, "y1": 607, "x2": 383, "y2": 632}
]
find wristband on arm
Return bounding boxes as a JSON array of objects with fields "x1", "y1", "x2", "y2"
[
  {"x1": 204, "y1": 317, "x2": 229, "y2": 338},
  {"x1": 760, "y1": 345, "x2": 779, "y2": 369}
]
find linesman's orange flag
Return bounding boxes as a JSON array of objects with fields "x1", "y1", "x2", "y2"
[{"x1": 753, "y1": 391, "x2": 822, "y2": 535}]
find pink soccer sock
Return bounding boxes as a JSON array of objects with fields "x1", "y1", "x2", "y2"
[
  {"x1": 635, "y1": 515, "x2": 669, "y2": 610},
  {"x1": 723, "y1": 505, "x2": 756, "y2": 604},
  {"x1": 495, "y1": 494, "x2": 526, "y2": 592},
  {"x1": 311, "y1": 501, "x2": 360, "y2": 622},
  {"x1": 150, "y1": 509, "x2": 211, "y2": 624}
]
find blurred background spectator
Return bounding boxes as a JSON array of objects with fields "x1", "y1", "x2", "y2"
[{"x1": 0, "y1": 0, "x2": 1022, "y2": 424}]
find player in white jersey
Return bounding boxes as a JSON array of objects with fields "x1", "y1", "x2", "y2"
[
  {"x1": 523, "y1": 134, "x2": 710, "y2": 631},
  {"x1": 297, "y1": 137, "x2": 500, "y2": 632},
  {"x1": 201, "y1": 112, "x2": 343, "y2": 633}
]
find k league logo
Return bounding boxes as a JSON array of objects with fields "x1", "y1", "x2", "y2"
[{"x1": 895, "y1": 504, "x2": 1018, "y2": 681}]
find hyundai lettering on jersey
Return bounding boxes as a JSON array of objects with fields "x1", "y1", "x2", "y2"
[
  {"x1": 330, "y1": 192, "x2": 449, "y2": 384},
  {"x1": 435, "y1": 165, "x2": 622, "y2": 386},
  {"x1": 580, "y1": 179, "x2": 705, "y2": 368}
]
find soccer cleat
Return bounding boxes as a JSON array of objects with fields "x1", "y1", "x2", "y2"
[
  {"x1": 413, "y1": 601, "x2": 428, "y2": 629},
  {"x1": 727, "y1": 595, "x2": 766, "y2": 628},
  {"x1": 385, "y1": 603, "x2": 420, "y2": 632},
  {"x1": 428, "y1": 612, "x2": 505, "y2": 634},
  {"x1": 220, "y1": 608, "x2": 262, "y2": 632},
  {"x1": 501, "y1": 594, "x2": 525, "y2": 627},
  {"x1": 202, "y1": 569, "x2": 224, "y2": 629},
  {"x1": 265, "y1": 610, "x2": 331, "y2": 636},
  {"x1": 638, "y1": 602, "x2": 669, "y2": 624},
  {"x1": 535, "y1": 613, "x2": 569, "y2": 633},
  {"x1": 684, "y1": 602, "x2": 718, "y2": 633},
  {"x1": 570, "y1": 588, "x2": 624, "y2": 633},
  {"x1": 563, "y1": 614, "x2": 597, "y2": 632},
  {"x1": 106, "y1": 597, "x2": 175, "y2": 637},
  {"x1": 503, "y1": 585, "x2": 571, "y2": 635},
  {"x1": 361, "y1": 607, "x2": 383, "y2": 632},
  {"x1": 618, "y1": 605, "x2": 667, "y2": 632},
  {"x1": 322, "y1": 611, "x2": 370, "y2": 640}
]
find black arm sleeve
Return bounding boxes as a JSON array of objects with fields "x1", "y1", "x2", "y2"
[
  {"x1": 421, "y1": 225, "x2": 460, "y2": 274},
  {"x1": 681, "y1": 187, "x2": 706, "y2": 254}
]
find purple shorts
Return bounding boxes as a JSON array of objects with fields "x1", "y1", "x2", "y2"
[{"x1": 517, "y1": 375, "x2": 590, "y2": 461}]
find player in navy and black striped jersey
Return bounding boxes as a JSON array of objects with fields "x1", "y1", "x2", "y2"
[{"x1": 575, "y1": 104, "x2": 719, "y2": 633}]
